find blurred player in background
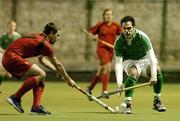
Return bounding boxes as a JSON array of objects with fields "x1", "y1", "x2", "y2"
[
  {"x1": 0, "y1": 20, "x2": 21, "y2": 88},
  {"x1": 3, "y1": 23, "x2": 76, "y2": 115},
  {"x1": 114, "y1": 16, "x2": 166, "y2": 114},
  {"x1": 86, "y1": 8, "x2": 122, "y2": 98},
  {"x1": 0, "y1": 20, "x2": 21, "y2": 50}
]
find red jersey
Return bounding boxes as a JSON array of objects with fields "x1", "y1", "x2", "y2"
[
  {"x1": 89, "y1": 21, "x2": 122, "y2": 50},
  {"x1": 5, "y1": 33, "x2": 54, "y2": 58},
  {"x1": 2, "y1": 33, "x2": 54, "y2": 78}
]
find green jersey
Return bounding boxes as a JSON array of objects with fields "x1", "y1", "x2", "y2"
[
  {"x1": 0, "y1": 32, "x2": 21, "y2": 49},
  {"x1": 115, "y1": 29, "x2": 152, "y2": 60}
]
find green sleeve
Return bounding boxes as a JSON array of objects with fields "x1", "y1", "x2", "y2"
[
  {"x1": 141, "y1": 34, "x2": 151, "y2": 52},
  {"x1": 114, "y1": 37, "x2": 123, "y2": 57}
]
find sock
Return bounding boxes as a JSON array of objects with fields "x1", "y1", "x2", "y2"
[
  {"x1": 33, "y1": 81, "x2": 45, "y2": 108},
  {"x1": 125, "y1": 97, "x2": 132, "y2": 105},
  {"x1": 14, "y1": 77, "x2": 39, "y2": 99},
  {"x1": 88, "y1": 75, "x2": 100, "y2": 90},
  {"x1": 100, "y1": 73, "x2": 110, "y2": 92},
  {"x1": 153, "y1": 73, "x2": 163, "y2": 94},
  {"x1": 125, "y1": 76, "x2": 136, "y2": 97},
  {"x1": 154, "y1": 93, "x2": 161, "y2": 100}
]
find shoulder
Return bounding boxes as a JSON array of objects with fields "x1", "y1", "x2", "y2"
[
  {"x1": 112, "y1": 22, "x2": 121, "y2": 27},
  {"x1": 0, "y1": 33, "x2": 8, "y2": 38},
  {"x1": 93, "y1": 21, "x2": 104, "y2": 27},
  {"x1": 115, "y1": 34, "x2": 124, "y2": 45},
  {"x1": 13, "y1": 32, "x2": 21, "y2": 36},
  {"x1": 135, "y1": 29, "x2": 150, "y2": 40}
]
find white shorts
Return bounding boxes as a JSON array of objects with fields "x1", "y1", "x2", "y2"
[{"x1": 123, "y1": 58, "x2": 157, "y2": 78}]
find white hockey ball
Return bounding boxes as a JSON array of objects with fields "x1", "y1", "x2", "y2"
[{"x1": 118, "y1": 103, "x2": 127, "y2": 113}]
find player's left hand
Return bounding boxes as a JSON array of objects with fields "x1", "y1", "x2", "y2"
[{"x1": 149, "y1": 77, "x2": 157, "y2": 86}]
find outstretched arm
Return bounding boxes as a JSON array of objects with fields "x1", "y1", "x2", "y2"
[
  {"x1": 38, "y1": 56, "x2": 56, "y2": 72},
  {"x1": 45, "y1": 56, "x2": 75, "y2": 87}
]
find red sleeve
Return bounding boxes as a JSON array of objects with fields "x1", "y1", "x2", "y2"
[
  {"x1": 40, "y1": 41, "x2": 54, "y2": 57},
  {"x1": 89, "y1": 22, "x2": 104, "y2": 35}
]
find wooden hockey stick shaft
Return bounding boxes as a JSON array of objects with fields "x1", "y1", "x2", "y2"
[
  {"x1": 81, "y1": 28, "x2": 114, "y2": 48},
  {"x1": 97, "y1": 82, "x2": 150, "y2": 99},
  {"x1": 74, "y1": 84, "x2": 116, "y2": 113}
]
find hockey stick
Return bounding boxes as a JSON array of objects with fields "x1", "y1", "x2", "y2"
[
  {"x1": 81, "y1": 28, "x2": 114, "y2": 48},
  {"x1": 97, "y1": 82, "x2": 150, "y2": 99},
  {"x1": 74, "y1": 84, "x2": 116, "y2": 113}
]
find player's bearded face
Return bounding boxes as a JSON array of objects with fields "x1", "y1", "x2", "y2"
[
  {"x1": 103, "y1": 10, "x2": 113, "y2": 23},
  {"x1": 122, "y1": 21, "x2": 134, "y2": 40}
]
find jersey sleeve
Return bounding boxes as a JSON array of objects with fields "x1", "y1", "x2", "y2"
[
  {"x1": 89, "y1": 22, "x2": 103, "y2": 35},
  {"x1": 40, "y1": 41, "x2": 54, "y2": 57},
  {"x1": 114, "y1": 36, "x2": 123, "y2": 57},
  {"x1": 141, "y1": 33, "x2": 152, "y2": 52}
]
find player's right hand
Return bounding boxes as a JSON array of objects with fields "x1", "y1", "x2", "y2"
[{"x1": 117, "y1": 85, "x2": 123, "y2": 96}]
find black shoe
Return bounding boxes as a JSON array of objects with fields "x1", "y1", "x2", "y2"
[
  {"x1": 31, "y1": 105, "x2": 51, "y2": 115},
  {"x1": 153, "y1": 99, "x2": 166, "y2": 112},
  {"x1": 85, "y1": 87, "x2": 93, "y2": 101},
  {"x1": 7, "y1": 95, "x2": 24, "y2": 113}
]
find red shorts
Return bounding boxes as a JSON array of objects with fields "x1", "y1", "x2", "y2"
[
  {"x1": 97, "y1": 48, "x2": 114, "y2": 65},
  {"x1": 2, "y1": 52, "x2": 33, "y2": 79}
]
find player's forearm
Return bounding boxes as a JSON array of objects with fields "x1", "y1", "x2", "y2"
[
  {"x1": 38, "y1": 56, "x2": 56, "y2": 72},
  {"x1": 115, "y1": 56, "x2": 123, "y2": 87},
  {"x1": 147, "y1": 49, "x2": 157, "y2": 79},
  {"x1": 48, "y1": 56, "x2": 71, "y2": 81}
]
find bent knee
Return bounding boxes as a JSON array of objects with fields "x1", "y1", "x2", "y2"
[
  {"x1": 128, "y1": 66, "x2": 138, "y2": 79},
  {"x1": 39, "y1": 71, "x2": 46, "y2": 80},
  {"x1": 35, "y1": 70, "x2": 46, "y2": 81},
  {"x1": 101, "y1": 63, "x2": 111, "y2": 74}
]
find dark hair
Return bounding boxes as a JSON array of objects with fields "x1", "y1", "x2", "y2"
[
  {"x1": 43, "y1": 22, "x2": 58, "y2": 35},
  {"x1": 120, "y1": 16, "x2": 135, "y2": 26}
]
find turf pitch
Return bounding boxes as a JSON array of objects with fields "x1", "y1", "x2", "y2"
[{"x1": 0, "y1": 81, "x2": 179, "y2": 121}]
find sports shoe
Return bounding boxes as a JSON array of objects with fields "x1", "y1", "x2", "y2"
[
  {"x1": 85, "y1": 87, "x2": 93, "y2": 101},
  {"x1": 7, "y1": 95, "x2": 24, "y2": 113},
  {"x1": 31, "y1": 105, "x2": 51, "y2": 115},
  {"x1": 124, "y1": 102, "x2": 132, "y2": 114},
  {"x1": 100, "y1": 91, "x2": 109, "y2": 99},
  {"x1": 153, "y1": 99, "x2": 166, "y2": 112}
]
